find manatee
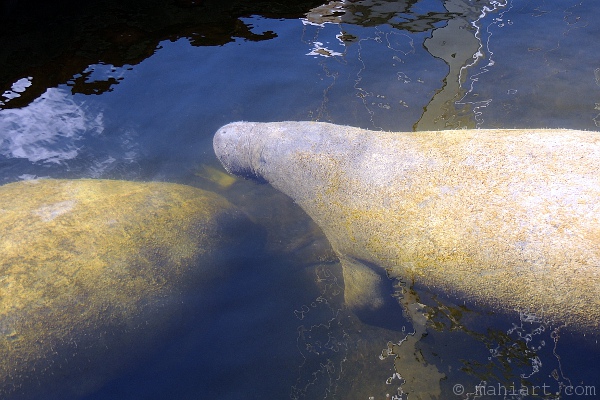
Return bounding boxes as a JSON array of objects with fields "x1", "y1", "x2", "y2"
[
  {"x1": 0, "y1": 179, "x2": 257, "y2": 399},
  {"x1": 214, "y1": 121, "x2": 600, "y2": 332}
]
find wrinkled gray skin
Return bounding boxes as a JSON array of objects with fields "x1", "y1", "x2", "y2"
[{"x1": 214, "y1": 121, "x2": 600, "y2": 332}]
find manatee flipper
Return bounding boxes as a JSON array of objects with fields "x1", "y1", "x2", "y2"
[
  {"x1": 340, "y1": 255, "x2": 406, "y2": 330},
  {"x1": 340, "y1": 255, "x2": 384, "y2": 312}
]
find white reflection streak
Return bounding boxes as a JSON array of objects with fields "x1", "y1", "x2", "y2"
[
  {"x1": 456, "y1": 0, "x2": 511, "y2": 127},
  {"x1": 1, "y1": 77, "x2": 33, "y2": 103},
  {"x1": 306, "y1": 41, "x2": 344, "y2": 57},
  {"x1": 0, "y1": 88, "x2": 103, "y2": 163}
]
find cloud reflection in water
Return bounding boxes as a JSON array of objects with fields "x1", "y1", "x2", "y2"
[{"x1": 0, "y1": 88, "x2": 103, "y2": 164}]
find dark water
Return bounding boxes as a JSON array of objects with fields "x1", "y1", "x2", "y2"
[{"x1": 1, "y1": 0, "x2": 600, "y2": 399}]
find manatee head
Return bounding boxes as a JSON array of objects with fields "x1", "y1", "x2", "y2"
[
  {"x1": 214, "y1": 121, "x2": 267, "y2": 182},
  {"x1": 214, "y1": 121, "x2": 407, "y2": 328}
]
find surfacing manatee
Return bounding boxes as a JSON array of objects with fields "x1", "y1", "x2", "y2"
[
  {"x1": 214, "y1": 121, "x2": 600, "y2": 332},
  {"x1": 0, "y1": 179, "x2": 258, "y2": 400}
]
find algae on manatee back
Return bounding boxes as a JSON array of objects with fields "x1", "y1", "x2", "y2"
[{"x1": 0, "y1": 178, "x2": 257, "y2": 400}]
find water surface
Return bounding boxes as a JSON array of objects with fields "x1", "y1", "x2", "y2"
[{"x1": 1, "y1": 0, "x2": 599, "y2": 399}]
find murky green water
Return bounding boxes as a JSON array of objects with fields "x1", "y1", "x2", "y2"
[{"x1": 1, "y1": 0, "x2": 599, "y2": 399}]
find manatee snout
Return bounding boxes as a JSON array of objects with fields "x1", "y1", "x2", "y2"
[{"x1": 214, "y1": 122, "x2": 266, "y2": 182}]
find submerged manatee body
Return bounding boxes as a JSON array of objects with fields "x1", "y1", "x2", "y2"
[
  {"x1": 0, "y1": 179, "x2": 258, "y2": 399},
  {"x1": 214, "y1": 121, "x2": 600, "y2": 331}
]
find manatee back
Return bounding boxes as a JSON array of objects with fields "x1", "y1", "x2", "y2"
[{"x1": 215, "y1": 121, "x2": 600, "y2": 331}]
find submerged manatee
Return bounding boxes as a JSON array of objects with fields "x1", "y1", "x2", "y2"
[
  {"x1": 0, "y1": 179, "x2": 257, "y2": 399},
  {"x1": 214, "y1": 121, "x2": 600, "y2": 331}
]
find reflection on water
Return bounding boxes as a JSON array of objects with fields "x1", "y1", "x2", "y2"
[
  {"x1": 1, "y1": 0, "x2": 600, "y2": 399},
  {"x1": 417, "y1": 0, "x2": 510, "y2": 130},
  {"x1": 302, "y1": 0, "x2": 508, "y2": 130},
  {"x1": 0, "y1": 0, "x2": 326, "y2": 109},
  {"x1": 391, "y1": 283, "x2": 594, "y2": 400},
  {"x1": 288, "y1": 266, "x2": 600, "y2": 400},
  {"x1": 0, "y1": 88, "x2": 103, "y2": 163},
  {"x1": 302, "y1": 0, "x2": 600, "y2": 131}
]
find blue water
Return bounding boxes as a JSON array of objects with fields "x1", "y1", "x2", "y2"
[{"x1": 1, "y1": 0, "x2": 600, "y2": 399}]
